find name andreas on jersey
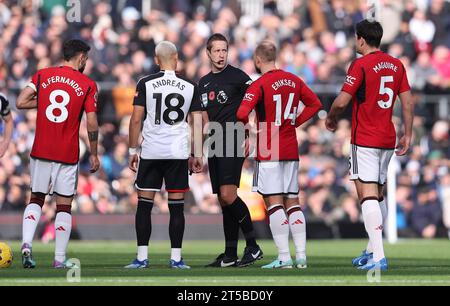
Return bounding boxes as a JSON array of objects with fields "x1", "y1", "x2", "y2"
[{"x1": 134, "y1": 70, "x2": 202, "y2": 160}]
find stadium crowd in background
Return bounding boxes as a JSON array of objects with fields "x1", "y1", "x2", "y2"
[{"x1": 0, "y1": 0, "x2": 449, "y2": 239}]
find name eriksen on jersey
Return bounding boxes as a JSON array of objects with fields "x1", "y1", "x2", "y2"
[
  {"x1": 41, "y1": 76, "x2": 84, "y2": 96},
  {"x1": 271, "y1": 79, "x2": 296, "y2": 91},
  {"x1": 373, "y1": 62, "x2": 398, "y2": 74},
  {"x1": 152, "y1": 79, "x2": 186, "y2": 91}
]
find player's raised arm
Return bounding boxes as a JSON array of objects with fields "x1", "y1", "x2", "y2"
[
  {"x1": 396, "y1": 90, "x2": 414, "y2": 156},
  {"x1": 17, "y1": 72, "x2": 41, "y2": 109},
  {"x1": 295, "y1": 82, "x2": 322, "y2": 127},
  {"x1": 16, "y1": 86, "x2": 38, "y2": 109}
]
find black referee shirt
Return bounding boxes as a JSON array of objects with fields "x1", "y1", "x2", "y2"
[{"x1": 198, "y1": 65, "x2": 252, "y2": 126}]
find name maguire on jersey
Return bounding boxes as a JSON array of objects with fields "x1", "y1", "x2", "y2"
[{"x1": 342, "y1": 51, "x2": 410, "y2": 149}]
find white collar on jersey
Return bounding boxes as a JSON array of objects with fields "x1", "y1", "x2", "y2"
[{"x1": 160, "y1": 70, "x2": 176, "y2": 76}]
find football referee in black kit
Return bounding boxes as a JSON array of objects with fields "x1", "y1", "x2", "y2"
[{"x1": 199, "y1": 34, "x2": 263, "y2": 267}]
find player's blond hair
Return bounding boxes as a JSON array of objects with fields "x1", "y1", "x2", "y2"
[
  {"x1": 255, "y1": 41, "x2": 277, "y2": 63},
  {"x1": 155, "y1": 41, "x2": 178, "y2": 63}
]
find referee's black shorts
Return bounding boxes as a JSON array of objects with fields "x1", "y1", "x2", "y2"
[{"x1": 208, "y1": 156, "x2": 245, "y2": 194}]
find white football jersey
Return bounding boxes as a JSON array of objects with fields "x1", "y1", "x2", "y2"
[
  {"x1": 133, "y1": 70, "x2": 202, "y2": 159},
  {"x1": 0, "y1": 93, "x2": 11, "y2": 117}
]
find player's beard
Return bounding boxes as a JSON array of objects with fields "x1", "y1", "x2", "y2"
[{"x1": 78, "y1": 63, "x2": 86, "y2": 73}]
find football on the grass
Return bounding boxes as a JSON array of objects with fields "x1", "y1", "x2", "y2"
[{"x1": 0, "y1": 242, "x2": 13, "y2": 268}]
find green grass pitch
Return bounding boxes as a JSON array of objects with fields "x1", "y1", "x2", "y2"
[{"x1": 1, "y1": 240, "x2": 450, "y2": 286}]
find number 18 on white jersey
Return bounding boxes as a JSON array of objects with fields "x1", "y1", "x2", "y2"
[{"x1": 133, "y1": 70, "x2": 202, "y2": 160}]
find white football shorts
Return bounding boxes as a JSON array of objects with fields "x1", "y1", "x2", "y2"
[
  {"x1": 349, "y1": 144, "x2": 394, "y2": 185},
  {"x1": 30, "y1": 158, "x2": 78, "y2": 197},
  {"x1": 252, "y1": 161, "x2": 299, "y2": 198}
]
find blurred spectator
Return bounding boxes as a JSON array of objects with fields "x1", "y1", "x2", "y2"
[
  {"x1": 411, "y1": 186, "x2": 442, "y2": 238},
  {"x1": 409, "y1": 9, "x2": 435, "y2": 53},
  {"x1": 430, "y1": 46, "x2": 450, "y2": 91},
  {"x1": 412, "y1": 52, "x2": 439, "y2": 91}
]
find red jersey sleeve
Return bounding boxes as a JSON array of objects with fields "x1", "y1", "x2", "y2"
[
  {"x1": 85, "y1": 81, "x2": 98, "y2": 113},
  {"x1": 341, "y1": 60, "x2": 364, "y2": 96},
  {"x1": 236, "y1": 81, "x2": 262, "y2": 124},
  {"x1": 398, "y1": 64, "x2": 411, "y2": 94}
]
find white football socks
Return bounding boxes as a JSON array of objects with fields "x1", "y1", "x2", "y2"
[
  {"x1": 379, "y1": 198, "x2": 388, "y2": 223},
  {"x1": 137, "y1": 246, "x2": 148, "y2": 261},
  {"x1": 366, "y1": 198, "x2": 387, "y2": 254},
  {"x1": 171, "y1": 248, "x2": 182, "y2": 262},
  {"x1": 268, "y1": 205, "x2": 291, "y2": 262},
  {"x1": 287, "y1": 205, "x2": 306, "y2": 260},
  {"x1": 362, "y1": 199, "x2": 385, "y2": 262},
  {"x1": 55, "y1": 212, "x2": 72, "y2": 263},
  {"x1": 22, "y1": 204, "x2": 42, "y2": 249}
]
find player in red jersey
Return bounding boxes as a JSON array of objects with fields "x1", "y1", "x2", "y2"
[
  {"x1": 326, "y1": 20, "x2": 414, "y2": 271},
  {"x1": 237, "y1": 41, "x2": 322, "y2": 269},
  {"x1": 16, "y1": 39, "x2": 100, "y2": 269}
]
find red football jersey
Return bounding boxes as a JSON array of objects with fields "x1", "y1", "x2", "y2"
[
  {"x1": 29, "y1": 66, "x2": 98, "y2": 164},
  {"x1": 342, "y1": 51, "x2": 410, "y2": 149},
  {"x1": 237, "y1": 69, "x2": 322, "y2": 161}
]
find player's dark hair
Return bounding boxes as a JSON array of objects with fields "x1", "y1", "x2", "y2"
[
  {"x1": 255, "y1": 41, "x2": 277, "y2": 62},
  {"x1": 63, "y1": 39, "x2": 91, "y2": 61},
  {"x1": 355, "y1": 19, "x2": 383, "y2": 48},
  {"x1": 206, "y1": 33, "x2": 228, "y2": 51}
]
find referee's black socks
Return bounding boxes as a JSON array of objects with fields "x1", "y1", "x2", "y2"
[
  {"x1": 168, "y1": 200, "x2": 185, "y2": 249},
  {"x1": 136, "y1": 197, "x2": 154, "y2": 246},
  {"x1": 222, "y1": 206, "x2": 239, "y2": 257},
  {"x1": 228, "y1": 197, "x2": 258, "y2": 247}
]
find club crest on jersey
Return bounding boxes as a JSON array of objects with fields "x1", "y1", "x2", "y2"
[
  {"x1": 201, "y1": 93, "x2": 208, "y2": 108},
  {"x1": 217, "y1": 90, "x2": 228, "y2": 104}
]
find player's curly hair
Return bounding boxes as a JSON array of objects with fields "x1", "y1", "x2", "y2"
[{"x1": 63, "y1": 39, "x2": 91, "y2": 61}]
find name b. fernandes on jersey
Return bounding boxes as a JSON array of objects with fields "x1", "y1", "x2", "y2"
[{"x1": 40, "y1": 76, "x2": 85, "y2": 96}]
